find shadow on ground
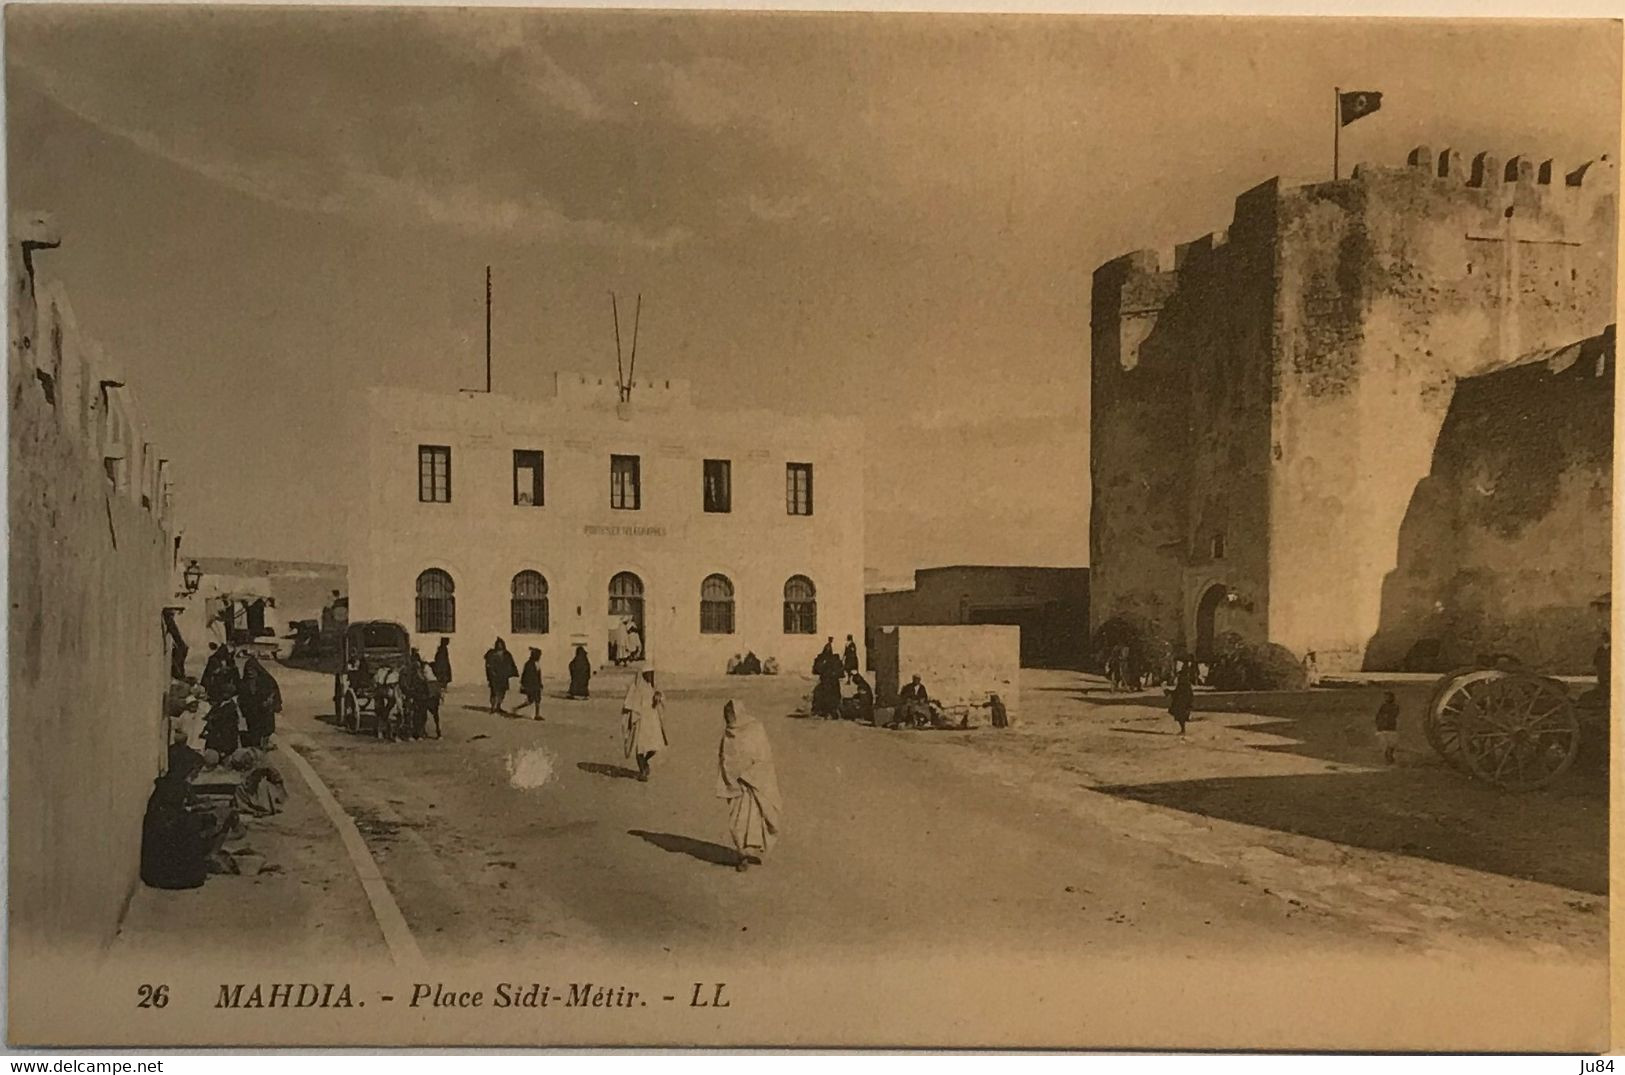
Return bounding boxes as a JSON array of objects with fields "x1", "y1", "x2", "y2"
[
  {"x1": 628, "y1": 829, "x2": 738, "y2": 867},
  {"x1": 1096, "y1": 767, "x2": 1608, "y2": 895},
  {"x1": 579, "y1": 761, "x2": 641, "y2": 781}
]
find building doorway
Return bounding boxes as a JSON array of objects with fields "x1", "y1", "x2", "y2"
[
  {"x1": 608, "y1": 571, "x2": 646, "y2": 664},
  {"x1": 1194, "y1": 583, "x2": 1229, "y2": 660}
]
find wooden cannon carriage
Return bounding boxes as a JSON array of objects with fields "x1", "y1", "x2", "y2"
[{"x1": 1423, "y1": 655, "x2": 1607, "y2": 792}]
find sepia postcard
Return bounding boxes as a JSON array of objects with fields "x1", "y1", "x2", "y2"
[{"x1": 4, "y1": 3, "x2": 1620, "y2": 1052}]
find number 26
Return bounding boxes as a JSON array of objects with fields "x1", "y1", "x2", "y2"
[{"x1": 136, "y1": 984, "x2": 169, "y2": 1009}]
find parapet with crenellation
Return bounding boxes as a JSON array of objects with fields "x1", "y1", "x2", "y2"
[{"x1": 1093, "y1": 147, "x2": 1616, "y2": 356}]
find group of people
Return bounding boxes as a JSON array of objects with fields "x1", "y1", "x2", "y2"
[
  {"x1": 810, "y1": 635, "x2": 873, "y2": 721},
  {"x1": 199, "y1": 643, "x2": 283, "y2": 755},
  {"x1": 1107, "y1": 644, "x2": 1216, "y2": 693},
  {"x1": 617, "y1": 664, "x2": 782, "y2": 872},
  {"x1": 143, "y1": 651, "x2": 292, "y2": 891},
  {"x1": 478, "y1": 638, "x2": 597, "y2": 720},
  {"x1": 608, "y1": 617, "x2": 644, "y2": 667}
]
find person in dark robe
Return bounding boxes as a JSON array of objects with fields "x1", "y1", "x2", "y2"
[
  {"x1": 484, "y1": 638, "x2": 519, "y2": 714},
  {"x1": 842, "y1": 635, "x2": 860, "y2": 675},
  {"x1": 568, "y1": 645, "x2": 593, "y2": 699},
  {"x1": 432, "y1": 638, "x2": 453, "y2": 686},
  {"x1": 165, "y1": 610, "x2": 189, "y2": 682},
  {"x1": 1170, "y1": 658, "x2": 1194, "y2": 736},
  {"x1": 989, "y1": 693, "x2": 1010, "y2": 729},
  {"x1": 201, "y1": 644, "x2": 239, "y2": 705},
  {"x1": 238, "y1": 655, "x2": 281, "y2": 749},
  {"x1": 1594, "y1": 629, "x2": 1610, "y2": 697},
  {"x1": 811, "y1": 641, "x2": 842, "y2": 719},
  {"x1": 1374, "y1": 691, "x2": 1401, "y2": 764},
  {"x1": 520, "y1": 647, "x2": 544, "y2": 721},
  {"x1": 840, "y1": 672, "x2": 876, "y2": 723},
  {"x1": 140, "y1": 749, "x2": 233, "y2": 890},
  {"x1": 203, "y1": 690, "x2": 242, "y2": 757}
]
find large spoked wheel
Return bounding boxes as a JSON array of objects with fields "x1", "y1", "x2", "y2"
[
  {"x1": 1424, "y1": 666, "x2": 1487, "y2": 772},
  {"x1": 1448, "y1": 670, "x2": 1580, "y2": 792},
  {"x1": 341, "y1": 689, "x2": 361, "y2": 734}
]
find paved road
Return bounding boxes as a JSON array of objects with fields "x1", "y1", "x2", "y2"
[{"x1": 282, "y1": 665, "x2": 1378, "y2": 962}]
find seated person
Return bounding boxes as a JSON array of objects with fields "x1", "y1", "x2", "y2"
[
  {"x1": 840, "y1": 672, "x2": 876, "y2": 723},
  {"x1": 140, "y1": 747, "x2": 237, "y2": 890},
  {"x1": 898, "y1": 675, "x2": 931, "y2": 727}
]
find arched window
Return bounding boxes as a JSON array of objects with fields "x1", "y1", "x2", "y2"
[
  {"x1": 700, "y1": 574, "x2": 735, "y2": 635},
  {"x1": 415, "y1": 569, "x2": 455, "y2": 634},
  {"x1": 783, "y1": 575, "x2": 817, "y2": 635},
  {"x1": 511, "y1": 571, "x2": 550, "y2": 634}
]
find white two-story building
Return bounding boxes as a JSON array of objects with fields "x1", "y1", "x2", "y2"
[{"x1": 343, "y1": 374, "x2": 865, "y2": 679}]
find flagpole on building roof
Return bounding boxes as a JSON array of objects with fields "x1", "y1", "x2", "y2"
[{"x1": 1333, "y1": 86, "x2": 1340, "y2": 182}]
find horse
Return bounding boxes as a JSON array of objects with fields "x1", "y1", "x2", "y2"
[{"x1": 371, "y1": 665, "x2": 406, "y2": 741}]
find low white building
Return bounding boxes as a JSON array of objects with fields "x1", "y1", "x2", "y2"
[{"x1": 344, "y1": 374, "x2": 865, "y2": 679}]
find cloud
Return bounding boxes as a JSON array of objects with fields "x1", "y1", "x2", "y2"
[
  {"x1": 345, "y1": 170, "x2": 690, "y2": 250},
  {"x1": 12, "y1": 53, "x2": 684, "y2": 251}
]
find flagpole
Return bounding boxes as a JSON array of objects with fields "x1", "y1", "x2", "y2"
[{"x1": 1333, "y1": 86, "x2": 1340, "y2": 181}]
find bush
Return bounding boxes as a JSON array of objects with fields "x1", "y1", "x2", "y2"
[
  {"x1": 1091, "y1": 613, "x2": 1173, "y2": 680},
  {"x1": 1209, "y1": 633, "x2": 1308, "y2": 691}
]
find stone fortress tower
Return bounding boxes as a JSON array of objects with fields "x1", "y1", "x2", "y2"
[{"x1": 1089, "y1": 147, "x2": 1616, "y2": 673}]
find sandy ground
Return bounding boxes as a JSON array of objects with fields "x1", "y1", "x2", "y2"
[{"x1": 112, "y1": 663, "x2": 1606, "y2": 969}]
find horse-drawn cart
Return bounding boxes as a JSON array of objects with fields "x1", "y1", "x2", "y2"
[
  {"x1": 333, "y1": 620, "x2": 417, "y2": 740},
  {"x1": 1423, "y1": 654, "x2": 1607, "y2": 792}
]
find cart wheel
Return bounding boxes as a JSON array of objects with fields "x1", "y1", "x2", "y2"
[
  {"x1": 341, "y1": 690, "x2": 360, "y2": 734},
  {"x1": 1424, "y1": 667, "x2": 1489, "y2": 773},
  {"x1": 1456, "y1": 671, "x2": 1580, "y2": 792}
]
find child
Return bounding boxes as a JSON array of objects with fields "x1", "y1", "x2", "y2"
[
  {"x1": 1374, "y1": 691, "x2": 1400, "y2": 764},
  {"x1": 520, "y1": 647, "x2": 544, "y2": 721}
]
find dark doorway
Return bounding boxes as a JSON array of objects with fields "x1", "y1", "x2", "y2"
[{"x1": 1195, "y1": 583, "x2": 1229, "y2": 660}]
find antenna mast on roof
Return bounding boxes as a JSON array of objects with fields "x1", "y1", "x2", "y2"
[
  {"x1": 609, "y1": 291, "x2": 644, "y2": 403},
  {"x1": 460, "y1": 265, "x2": 493, "y2": 394}
]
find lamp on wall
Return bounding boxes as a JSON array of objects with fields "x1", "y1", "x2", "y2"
[
  {"x1": 182, "y1": 560, "x2": 203, "y2": 595},
  {"x1": 1223, "y1": 587, "x2": 1254, "y2": 613}
]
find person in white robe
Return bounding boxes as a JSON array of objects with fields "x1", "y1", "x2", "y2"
[
  {"x1": 717, "y1": 699, "x2": 783, "y2": 872},
  {"x1": 621, "y1": 665, "x2": 668, "y2": 782}
]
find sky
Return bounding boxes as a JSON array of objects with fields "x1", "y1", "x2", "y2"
[{"x1": 6, "y1": 9, "x2": 1618, "y2": 582}]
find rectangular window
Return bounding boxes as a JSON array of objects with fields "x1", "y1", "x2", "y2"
[
  {"x1": 513, "y1": 449, "x2": 544, "y2": 507},
  {"x1": 418, "y1": 445, "x2": 451, "y2": 503},
  {"x1": 703, "y1": 459, "x2": 732, "y2": 514},
  {"x1": 611, "y1": 454, "x2": 641, "y2": 510},
  {"x1": 786, "y1": 462, "x2": 813, "y2": 516}
]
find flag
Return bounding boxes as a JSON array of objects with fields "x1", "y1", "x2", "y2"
[{"x1": 1339, "y1": 90, "x2": 1383, "y2": 127}]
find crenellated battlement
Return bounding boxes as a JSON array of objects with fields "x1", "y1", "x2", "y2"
[
  {"x1": 1394, "y1": 144, "x2": 1616, "y2": 190},
  {"x1": 1098, "y1": 146, "x2": 1616, "y2": 305}
]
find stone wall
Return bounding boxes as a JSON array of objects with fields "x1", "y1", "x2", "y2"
[
  {"x1": 1090, "y1": 148, "x2": 1616, "y2": 671},
  {"x1": 1368, "y1": 329, "x2": 1613, "y2": 673},
  {"x1": 865, "y1": 565, "x2": 1089, "y2": 667},
  {"x1": 870, "y1": 625, "x2": 1020, "y2": 722},
  {"x1": 8, "y1": 213, "x2": 179, "y2": 965},
  {"x1": 1268, "y1": 151, "x2": 1616, "y2": 668}
]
